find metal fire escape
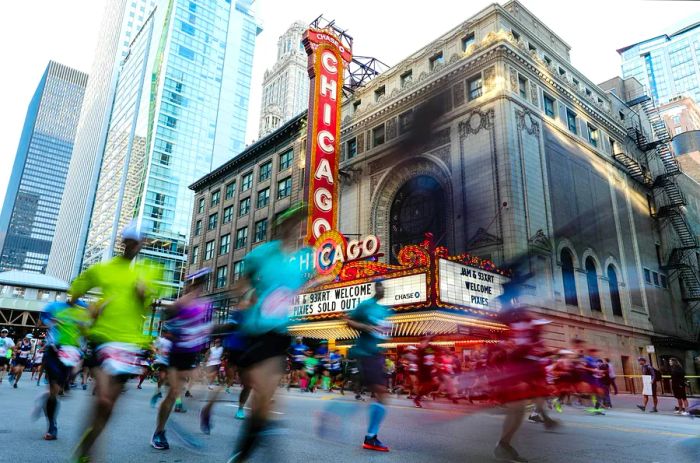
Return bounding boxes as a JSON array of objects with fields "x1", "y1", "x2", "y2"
[{"x1": 628, "y1": 97, "x2": 700, "y2": 302}]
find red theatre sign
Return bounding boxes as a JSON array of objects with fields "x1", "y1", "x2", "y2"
[{"x1": 302, "y1": 28, "x2": 352, "y2": 245}]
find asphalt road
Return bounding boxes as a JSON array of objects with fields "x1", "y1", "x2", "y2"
[{"x1": 0, "y1": 374, "x2": 698, "y2": 463}]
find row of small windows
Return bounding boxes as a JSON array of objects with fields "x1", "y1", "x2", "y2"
[
  {"x1": 193, "y1": 220, "x2": 268, "y2": 264},
  {"x1": 561, "y1": 249, "x2": 624, "y2": 317},
  {"x1": 346, "y1": 73, "x2": 483, "y2": 160},
  {"x1": 196, "y1": 176, "x2": 292, "y2": 223}
]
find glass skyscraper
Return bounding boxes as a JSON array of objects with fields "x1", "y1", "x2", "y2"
[
  {"x1": 47, "y1": 0, "x2": 157, "y2": 282},
  {"x1": 619, "y1": 21, "x2": 700, "y2": 104},
  {"x1": 0, "y1": 62, "x2": 88, "y2": 273},
  {"x1": 83, "y1": 0, "x2": 260, "y2": 292}
]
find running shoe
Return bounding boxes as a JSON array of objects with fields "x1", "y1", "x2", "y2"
[
  {"x1": 44, "y1": 432, "x2": 57, "y2": 441},
  {"x1": 13, "y1": 383, "x2": 17, "y2": 389},
  {"x1": 36, "y1": 380, "x2": 40, "y2": 386},
  {"x1": 235, "y1": 408, "x2": 245, "y2": 420},
  {"x1": 150, "y1": 393, "x2": 160, "y2": 408},
  {"x1": 636, "y1": 405, "x2": 646, "y2": 412},
  {"x1": 650, "y1": 408, "x2": 658, "y2": 413},
  {"x1": 151, "y1": 430, "x2": 169, "y2": 450},
  {"x1": 494, "y1": 442, "x2": 528, "y2": 462},
  {"x1": 185, "y1": 390, "x2": 192, "y2": 398},
  {"x1": 527, "y1": 414, "x2": 543, "y2": 423},
  {"x1": 413, "y1": 397, "x2": 423, "y2": 408},
  {"x1": 682, "y1": 411, "x2": 690, "y2": 416},
  {"x1": 363, "y1": 435, "x2": 389, "y2": 452}
]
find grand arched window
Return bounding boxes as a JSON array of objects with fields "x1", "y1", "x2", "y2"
[
  {"x1": 561, "y1": 249, "x2": 578, "y2": 306},
  {"x1": 607, "y1": 264, "x2": 623, "y2": 316},
  {"x1": 389, "y1": 175, "x2": 446, "y2": 263},
  {"x1": 585, "y1": 257, "x2": 601, "y2": 312}
]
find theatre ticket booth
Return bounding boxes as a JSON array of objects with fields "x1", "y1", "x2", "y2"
[{"x1": 287, "y1": 236, "x2": 510, "y2": 358}]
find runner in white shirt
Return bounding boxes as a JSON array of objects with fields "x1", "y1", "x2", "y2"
[
  {"x1": 32, "y1": 341, "x2": 46, "y2": 385},
  {"x1": 205, "y1": 339, "x2": 224, "y2": 388},
  {"x1": 0, "y1": 329, "x2": 15, "y2": 383}
]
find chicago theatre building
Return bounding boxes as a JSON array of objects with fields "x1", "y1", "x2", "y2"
[{"x1": 189, "y1": 1, "x2": 699, "y2": 386}]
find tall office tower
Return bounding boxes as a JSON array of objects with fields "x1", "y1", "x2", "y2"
[
  {"x1": 258, "y1": 20, "x2": 308, "y2": 137},
  {"x1": 0, "y1": 62, "x2": 88, "y2": 273},
  {"x1": 82, "y1": 0, "x2": 261, "y2": 292},
  {"x1": 47, "y1": 0, "x2": 156, "y2": 282},
  {"x1": 619, "y1": 21, "x2": 700, "y2": 104}
]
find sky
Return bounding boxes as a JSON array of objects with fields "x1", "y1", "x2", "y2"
[{"x1": 0, "y1": 0, "x2": 699, "y2": 209}]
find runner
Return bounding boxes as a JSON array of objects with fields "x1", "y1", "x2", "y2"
[
  {"x1": 227, "y1": 203, "x2": 310, "y2": 463},
  {"x1": 32, "y1": 340, "x2": 46, "y2": 385},
  {"x1": 39, "y1": 299, "x2": 91, "y2": 440},
  {"x1": 303, "y1": 348, "x2": 320, "y2": 392},
  {"x1": 201, "y1": 304, "x2": 252, "y2": 431},
  {"x1": 70, "y1": 222, "x2": 161, "y2": 462},
  {"x1": 401, "y1": 346, "x2": 419, "y2": 399},
  {"x1": 347, "y1": 281, "x2": 391, "y2": 451},
  {"x1": 0, "y1": 329, "x2": 14, "y2": 384},
  {"x1": 288, "y1": 336, "x2": 308, "y2": 391},
  {"x1": 328, "y1": 349, "x2": 343, "y2": 391},
  {"x1": 12, "y1": 335, "x2": 33, "y2": 388},
  {"x1": 152, "y1": 268, "x2": 211, "y2": 450},
  {"x1": 205, "y1": 338, "x2": 224, "y2": 389},
  {"x1": 150, "y1": 335, "x2": 172, "y2": 408}
]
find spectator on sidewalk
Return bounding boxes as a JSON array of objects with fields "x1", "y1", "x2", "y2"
[
  {"x1": 597, "y1": 359, "x2": 612, "y2": 408},
  {"x1": 670, "y1": 358, "x2": 689, "y2": 416},
  {"x1": 604, "y1": 358, "x2": 618, "y2": 395},
  {"x1": 636, "y1": 357, "x2": 659, "y2": 413}
]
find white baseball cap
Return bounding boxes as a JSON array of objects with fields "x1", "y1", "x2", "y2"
[{"x1": 122, "y1": 221, "x2": 143, "y2": 242}]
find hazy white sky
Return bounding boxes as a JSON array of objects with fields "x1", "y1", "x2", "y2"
[{"x1": 1, "y1": 0, "x2": 699, "y2": 209}]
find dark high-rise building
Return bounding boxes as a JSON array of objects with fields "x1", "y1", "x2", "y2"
[{"x1": 0, "y1": 61, "x2": 88, "y2": 273}]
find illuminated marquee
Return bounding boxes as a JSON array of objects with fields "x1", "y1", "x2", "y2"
[{"x1": 302, "y1": 28, "x2": 352, "y2": 245}]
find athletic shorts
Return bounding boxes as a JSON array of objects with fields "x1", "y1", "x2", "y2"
[
  {"x1": 357, "y1": 355, "x2": 385, "y2": 387},
  {"x1": 225, "y1": 349, "x2": 244, "y2": 367},
  {"x1": 237, "y1": 332, "x2": 290, "y2": 371},
  {"x1": 207, "y1": 363, "x2": 221, "y2": 374},
  {"x1": 169, "y1": 351, "x2": 199, "y2": 371},
  {"x1": 43, "y1": 348, "x2": 71, "y2": 385},
  {"x1": 0, "y1": 357, "x2": 8, "y2": 367},
  {"x1": 15, "y1": 357, "x2": 29, "y2": 367},
  {"x1": 83, "y1": 342, "x2": 99, "y2": 369},
  {"x1": 291, "y1": 361, "x2": 305, "y2": 371}
]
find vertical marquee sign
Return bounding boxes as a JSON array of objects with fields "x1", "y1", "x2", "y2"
[{"x1": 302, "y1": 28, "x2": 352, "y2": 245}]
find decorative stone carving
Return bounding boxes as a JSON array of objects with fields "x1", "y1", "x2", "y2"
[
  {"x1": 509, "y1": 67, "x2": 518, "y2": 92},
  {"x1": 453, "y1": 82, "x2": 465, "y2": 107},
  {"x1": 370, "y1": 174, "x2": 381, "y2": 194},
  {"x1": 529, "y1": 229, "x2": 552, "y2": 252},
  {"x1": 467, "y1": 227, "x2": 502, "y2": 250},
  {"x1": 386, "y1": 117, "x2": 397, "y2": 140},
  {"x1": 339, "y1": 166, "x2": 363, "y2": 186},
  {"x1": 449, "y1": 53, "x2": 460, "y2": 64},
  {"x1": 418, "y1": 72, "x2": 428, "y2": 81},
  {"x1": 390, "y1": 88, "x2": 400, "y2": 98},
  {"x1": 483, "y1": 66, "x2": 496, "y2": 93},
  {"x1": 430, "y1": 145, "x2": 451, "y2": 171},
  {"x1": 356, "y1": 132, "x2": 365, "y2": 155},
  {"x1": 458, "y1": 108, "x2": 495, "y2": 140},
  {"x1": 530, "y1": 82, "x2": 538, "y2": 107},
  {"x1": 515, "y1": 108, "x2": 540, "y2": 137}
]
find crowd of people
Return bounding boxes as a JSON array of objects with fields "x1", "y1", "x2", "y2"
[{"x1": 0, "y1": 210, "x2": 697, "y2": 462}]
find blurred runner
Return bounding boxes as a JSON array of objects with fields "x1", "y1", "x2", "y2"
[
  {"x1": 227, "y1": 204, "x2": 310, "y2": 463},
  {"x1": 39, "y1": 299, "x2": 90, "y2": 440},
  {"x1": 70, "y1": 223, "x2": 161, "y2": 462},
  {"x1": 152, "y1": 268, "x2": 211, "y2": 450},
  {"x1": 0, "y1": 328, "x2": 15, "y2": 383},
  {"x1": 347, "y1": 281, "x2": 391, "y2": 451},
  {"x1": 204, "y1": 339, "x2": 224, "y2": 389},
  {"x1": 150, "y1": 334, "x2": 172, "y2": 408},
  {"x1": 31, "y1": 340, "x2": 46, "y2": 385},
  {"x1": 288, "y1": 336, "x2": 308, "y2": 390},
  {"x1": 328, "y1": 349, "x2": 343, "y2": 391}
]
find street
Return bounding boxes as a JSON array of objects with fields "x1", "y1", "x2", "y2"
[{"x1": 1, "y1": 375, "x2": 697, "y2": 463}]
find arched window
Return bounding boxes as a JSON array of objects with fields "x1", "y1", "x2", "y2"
[
  {"x1": 585, "y1": 257, "x2": 601, "y2": 312},
  {"x1": 389, "y1": 176, "x2": 446, "y2": 264},
  {"x1": 607, "y1": 264, "x2": 623, "y2": 316},
  {"x1": 561, "y1": 249, "x2": 578, "y2": 306}
]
